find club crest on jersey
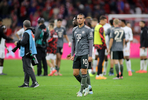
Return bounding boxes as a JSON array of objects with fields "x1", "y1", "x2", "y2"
[{"x1": 82, "y1": 31, "x2": 85, "y2": 34}]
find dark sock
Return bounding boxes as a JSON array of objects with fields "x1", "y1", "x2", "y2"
[
  {"x1": 74, "y1": 75, "x2": 81, "y2": 83},
  {"x1": 110, "y1": 68, "x2": 114, "y2": 73},
  {"x1": 55, "y1": 66, "x2": 59, "y2": 72},
  {"x1": 80, "y1": 74, "x2": 88, "y2": 92},
  {"x1": 120, "y1": 64, "x2": 123, "y2": 76},
  {"x1": 115, "y1": 64, "x2": 119, "y2": 77}
]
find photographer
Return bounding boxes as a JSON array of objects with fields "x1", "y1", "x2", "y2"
[{"x1": 15, "y1": 20, "x2": 39, "y2": 88}]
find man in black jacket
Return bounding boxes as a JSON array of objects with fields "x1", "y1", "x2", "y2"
[
  {"x1": 35, "y1": 18, "x2": 49, "y2": 76},
  {"x1": 0, "y1": 18, "x2": 13, "y2": 75},
  {"x1": 15, "y1": 20, "x2": 39, "y2": 88},
  {"x1": 136, "y1": 21, "x2": 148, "y2": 73}
]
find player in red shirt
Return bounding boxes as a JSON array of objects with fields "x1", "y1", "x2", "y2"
[{"x1": 46, "y1": 21, "x2": 58, "y2": 76}]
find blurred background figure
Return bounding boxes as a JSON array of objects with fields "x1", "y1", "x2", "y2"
[
  {"x1": 0, "y1": 18, "x2": 13, "y2": 75},
  {"x1": 35, "y1": 17, "x2": 49, "y2": 76}
]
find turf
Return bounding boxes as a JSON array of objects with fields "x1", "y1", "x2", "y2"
[{"x1": 0, "y1": 59, "x2": 148, "y2": 100}]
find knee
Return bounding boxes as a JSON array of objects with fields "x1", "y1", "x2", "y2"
[
  {"x1": 73, "y1": 71, "x2": 79, "y2": 76},
  {"x1": 81, "y1": 69, "x2": 87, "y2": 75}
]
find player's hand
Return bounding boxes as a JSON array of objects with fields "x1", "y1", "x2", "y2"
[
  {"x1": 88, "y1": 57, "x2": 92, "y2": 62},
  {"x1": 142, "y1": 47, "x2": 145, "y2": 50},
  {"x1": 14, "y1": 41, "x2": 18, "y2": 46},
  {"x1": 7, "y1": 48, "x2": 9, "y2": 53},
  {"x1": 68, "y1": 42, "x2": 71, "y2": 47},
  {"x1": 71, "y1": 56, "x2": 74, "y2": 61},
  {"x1": 67, "y1": 53, "x2": 71, "y2": 59},
  {"x1": 107, "y1": 49, "x2": 110, "y2": 54}
]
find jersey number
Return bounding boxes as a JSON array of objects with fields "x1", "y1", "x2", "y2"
[
  {"x1": 58, "y1": 32, "x2": 63, "y2": 38},
  {"x1": 114, "y1": 30, "x2": 123, "y2": 42}
]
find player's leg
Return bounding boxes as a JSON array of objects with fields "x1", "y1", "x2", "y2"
[
  {"x1": 92, "y1": 47, "x2": 98, "y2": 74},
  {"x1": 112, "y1": 51, "x2": 120, "y2": 79},
  {"x1": 96, "y1": 49, "x2": 106, "y2": 80},
  {"x1": 109, "y1": 59, "x2": 114, "y2": 76},
  {"x1": 36, "y1": 48, "x2": 42, "y2": 76},
  {"x1": 119, "y1": 51, "x2": 124, "y2": 78},
  {"x1": 0, "y1": 50, "x2": 6, "y2": 75},
  {"x1": 42, "y1": 55, "x2": 48, "y2": 76},
  {"x1": 124, "y1": 46, "x2": 132, "y2": 76},
  {"x1": 125, "y1": 56, "x2": 132, "y2": 76},
  {"x1": 103, "y1": 50, "x2": 108, "y2": 75},
  {"x1": 143, "y1": 48, "x2": 147, "y2": 73},
  {"x1": 0, "y1": 58, "x2": 5, "y2": 75},
  {"x1": 136, "y1": 48, "x2": 146, "y2": 73}
]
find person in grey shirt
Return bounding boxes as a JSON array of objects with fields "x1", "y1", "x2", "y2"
[
  {"x1": 104, "y1": 20, "x2": 115, "y2": 75},
  {"x1": 108, "y1": 18, "x2": 125, "y2": 79},
  {"x1": 71, "y1": 14, "x2": 93, "y2": 97},
  {"x1": 54, "y1": 18, "x2": 71, "y2": 76}
]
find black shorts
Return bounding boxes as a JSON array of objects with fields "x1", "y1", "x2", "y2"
[
  {"x1": 56, "y1": 47, "x2": 63, "y2": 55},
  {"x1": 88, "y1": 62, "x2": 92, "y2": 69},
  {"x1": 73, "y1": 55, "x2": 88, "y2": 69},
  {"x1": 111, "y1": 51, "x2": 123, "y2": 60}
]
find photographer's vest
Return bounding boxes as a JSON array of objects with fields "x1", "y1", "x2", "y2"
[
  {"x1": 94, "y1": 24, "x2": 106, "y2": 45},
  {"x1": 20, "y1": 30, "x2": 37, "y2": 57}
]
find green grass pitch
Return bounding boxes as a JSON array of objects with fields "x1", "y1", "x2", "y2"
[{"x1": 0, "y1": 59, "x2": 148, "y2": 100}]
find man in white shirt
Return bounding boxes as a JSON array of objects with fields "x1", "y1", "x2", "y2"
[
  {"x1": 120, "y1": 19, "x2": 133, "y2": 76},
  {"x1": 15, "y1": 28, "x2": 24, "y2": 40}
]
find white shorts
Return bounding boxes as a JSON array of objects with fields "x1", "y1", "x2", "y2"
[
  {"x1": 140, "y1": 48, "x2": 147, "y2": 56},
  {"x1": 92, "y1": 47, "x2": 98, "y2": 59},
  {"x1": 46, "y1": 53, "x2": 56, "y2": 60},
  {"x1": 105, "y1": 49, "x2": 108, "y2": 56},
  {"x1": 123, "y1": 45, "x2": 130, "y2": 57},
  {"x1": 0, "y1": 50, "x2": 5, "y2": 59}
]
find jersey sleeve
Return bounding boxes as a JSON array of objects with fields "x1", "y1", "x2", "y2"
[
  {"x1": 129, "y1": 28, "x2": 133, "y2": 41},
  {"x1": 63, "y1": 28, "x2": 66, "y2": 35},
  {"x1": 105, "y1": 28, "x2": 110, "y2": 36},
  {"x1": 123, "y1": 30, "x2": 125, "y2": 39},
  {"x1": 109, "y1": 29, "x2": 114, "y2": 39},
  {"x1": 16, "y1": 28, "x2": 23, "y2": 35},
  {"x1": 87, "y1": 29, "x2": 93, "y2": 40}
]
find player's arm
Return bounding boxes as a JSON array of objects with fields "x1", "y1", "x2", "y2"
[
  {"x1": 15, "y1": 34, "x2": 20, "y2": 40},
  {"x1": 5, "y1": 43, "x2": 9, "y2": 53},
  {"x1": 88, "y1": 29, "x2": 93, "y2": 62},
  {"x1": 108, "y1": 30, "x2": 114, "y2": 53},
  {"x1": 16, "y1": 32, "x2": 29, "y2": 46},
  {"x1": 63, "y1": 28, "x2": 71, "y2": 46},
  {"x1": 71, "y1": 29, "x2": 75, "y2": 61},
  {"x1": 35, "y1": 29, "x2": 41, "y2": 41},
  {"x1": 0, "y1": 29, "x2": 12, "y2": 41},
  {"x1": 99, "y1": 27, "x2": 106, "y2": 47},
  {"x1": 129, "y1": 28, "x2": 133, "y2": 42},
  {"x1": 123, "y1": 31, "x2": 126, "y2": 48}
]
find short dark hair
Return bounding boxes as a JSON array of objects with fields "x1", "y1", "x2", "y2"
[
  {"x1": 77, "y1": 13, "x2": 85, "y2": 18},
  {"x1": 109, "y1": 19, "x2": 113, "y2": 26},
  {"x1": 100, "y1": 16, "x2": 107, "y2": 20},
  {"x1": 141, "y1": 21, "x2": 146, "y2": 24},
  {"x1": 37, "y1": 17, "x2": 45, "y2": 24},
  {"x1": 57, "y1": 18, "x2": 62, "y2": 21},
  {"x1": 49, "y1": 23, "x2": 54, "y2": 28},
  {"x1": 23, "y1": 20, "x2": 31, "y2": 28},
  {"x1": 121, "y1": 19, "x2": 126, "y2": 24}
]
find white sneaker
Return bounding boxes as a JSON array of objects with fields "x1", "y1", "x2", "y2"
[
  {"x1": 89, "y1": 91, "x2": 93, "y2": 94},
  {"x1": 77, "y1": 91, "x2": 82, "y2": 97},
  {"x1": 84, "y1": 85, "x2": 92, "y2": 96}
]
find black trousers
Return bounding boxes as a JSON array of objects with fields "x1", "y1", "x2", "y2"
[
  {"x1": 36, "y1": 47, "x2": 48, "y2": 76},
  {"x1": 22, "y1": 56, "x2": 37, "y2": 84},
  {"x1": 97, "y1": 49, "x2": 105, "y2": 75}
]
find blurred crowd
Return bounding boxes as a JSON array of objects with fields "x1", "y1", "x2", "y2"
[{"x1": 0, "y1": 0, "x2": 148, "y2": 41}]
